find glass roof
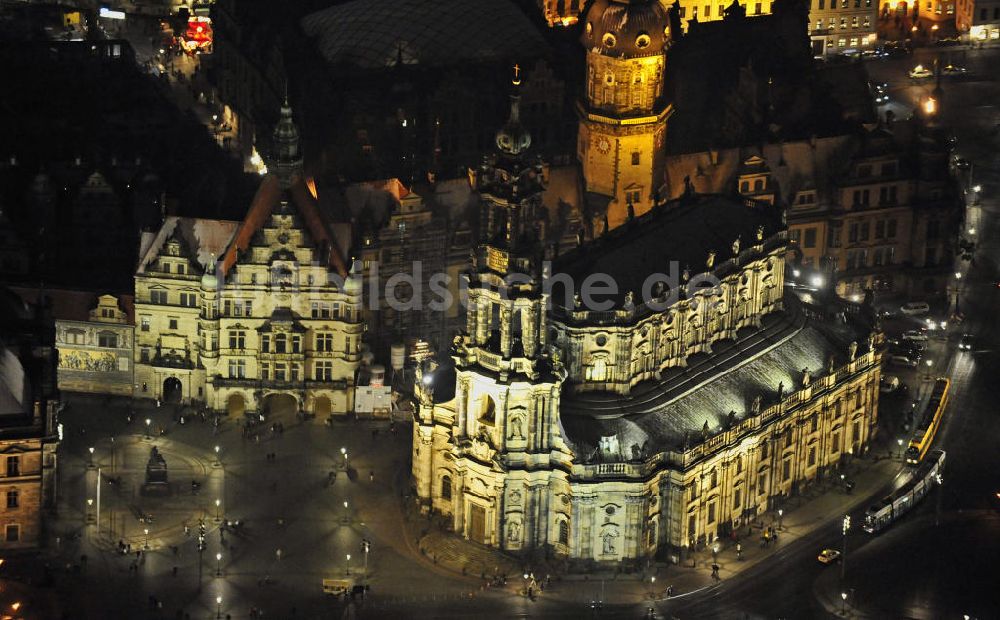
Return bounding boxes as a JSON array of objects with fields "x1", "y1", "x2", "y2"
[{"x1": 301, "y1": 0, "x2": 548, "y2": 70}]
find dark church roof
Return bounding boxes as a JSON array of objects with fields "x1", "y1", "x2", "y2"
[
  {"x1": 301, "y1": 0, "x2": 548, "y2": 71},
  {"x1": 559, "y1": 303, "x2": 867, "y2": 459},
  {"x1": 553, "y1": 193, "x2": 784, "y2": 306}
]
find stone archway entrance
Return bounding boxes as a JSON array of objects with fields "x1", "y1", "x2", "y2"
[
  {"x1": 226, "y1": 393, "x2": 246, "y2": 417},
  {"x1": 163, "y1": 377, "x2": 182, "y2": 404},
  {"x1": 314, "y1": 396, "x2": 331, "y2": 419},
  {"x1": 262, "y1": 393, "x2": 298, "y2": 424},
  {"x1": 468, "y1": 504, "x2": 487, "y2": 545}
]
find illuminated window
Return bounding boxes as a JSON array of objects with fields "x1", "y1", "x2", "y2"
[{"x1": 589, "y1": 359, "x2": 608, "y2": 381}]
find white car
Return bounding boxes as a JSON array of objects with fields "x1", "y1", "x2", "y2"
[
  {"x1": 909, "y1": 65, "x2": 933, "y2": 79},
  {"x1": 900, "y1": 302, "x2": 930, "y2": 316},
  {"x1": 880, "y1": 376, "x2": 900, "y2": 393},
  {"x1": 902, "y1": 330, "x2": 929, "y2": 342},
  {"x1": 818, "y1": 549, "x2": 842, "y2": 564}
]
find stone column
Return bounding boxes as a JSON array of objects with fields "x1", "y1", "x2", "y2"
[
  {"x1": 415, "y1": 428, "x2": 434, "y2": 508},
  {"x1": 476, "y1": 298, "x2": 490, "y2": 346},
  {"x1": 500, "y1": 304, "x2": 513, "y2": 358},
  {"x1": 523, "y1": 303, "x2": 537, "y2": 358},
  {"x1": 455, "y1": 378, "x2": 468, "y2": 438}
]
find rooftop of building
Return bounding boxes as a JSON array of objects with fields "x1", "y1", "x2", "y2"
[
  {"x1": 300, "y1": 0, "x2": 548, "y2": 72},
  {"x1": 552, "y1": 193, "x2": 784, "y2": 306},
  {"x1": 7, "y1": 287, "x2": 135, "y2": 325},
  {"x1": 559, "y1": 297, "x2": 871, "y2": 460}
]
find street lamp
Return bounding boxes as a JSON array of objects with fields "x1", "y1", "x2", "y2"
[
  {"x1": 341, "y1": 447, "x2": 349, "y2": 470},
  {"x1": 214, "y1": 445, "x2": 221, "y2": 467},
  {"x1": 215, "y1": 498, "x2": 221, "y2": 522},
  {"x1": 88, "y1": 446, "x2": 95, "y2": 468},
  {"x1": 897, "y1": 438, "x2": 904, "y2": 459},
  {"x1": 346, "y1": 553, "x2": 352, "y2": 576},
  {"x1": 925, "y1": 359, "x2": 934, "y2": 381},
  {"x1": 145, "y1": 418, "x2": 151, "y2": 439},
  {"x1": 841, "y1": 515, "x2": 851, "y2": 581},
  {"x1": 841, "y1": 591, "x2": 848, "y2": 615},
  {"x1": 362, "y1": 539, "x2": 370, "y2": 580},
  {"x1": 216, "y1": 596, "x2": 222, "y2": 620},
  {"x1": 712, "y1": 543, "x2": 719, "y2": 561},
  {"x1": 649, "y1": 575, "x2": 656, "y2": 599},
  {"x1": 777, "y1": 509, "x2": 784, "y2": 531},
  {"x1": 923, "y1": 97, "x2": 938, "y2": 117},
  {"x1": 216, "y1": 552, "x2": 222, "y2": 576},
  {"x1": 144, "y1": 527, "x2": 150, "y2": 550},
  {"x1": 343, "y1": 500, "x2": 349, "y2": 523}
]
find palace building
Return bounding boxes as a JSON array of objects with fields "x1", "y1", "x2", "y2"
[
  {"x1": 412, "y1": 90, "x2": 883, "y2": 564},
  {"x1": 133, "y1": 101, "x2": 363, "y2": 418}
]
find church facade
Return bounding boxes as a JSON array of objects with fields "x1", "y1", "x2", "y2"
[
  {"x1": 412, "y1": 83, "x2": 882, "y2": 563},
  {"x1": 133, "y1": 102, "x2": 363, "y2": 418}
]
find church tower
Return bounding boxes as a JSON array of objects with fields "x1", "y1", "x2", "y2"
[
  {"x1": 578, "y1": 0, "x2": 674, "y2": 230},
  {"x1": 413, "y1": 82, "x2": 572, "y2": 551},
  {"x1": 270, "y1": 97, "x2": 304, "y2": 189}
]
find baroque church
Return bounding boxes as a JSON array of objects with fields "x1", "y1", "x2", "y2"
[
  {"x1": 133, "y1": 100, "x2": 363, "y2": 418},
  {"x1": 412, "y1": 0, "x2": 883, "y2": 564}
]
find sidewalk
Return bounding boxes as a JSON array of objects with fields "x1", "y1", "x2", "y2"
[{"x1": 397, "y1": 455, "x2": 902, "y2": 605}]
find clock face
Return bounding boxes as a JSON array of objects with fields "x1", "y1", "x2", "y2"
[{"x1": 597, "y1": 136, "x2": 611, "y2": 155}]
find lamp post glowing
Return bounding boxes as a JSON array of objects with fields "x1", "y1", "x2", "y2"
[
  {"x1": 362, "y1": 539, "x2": 370, "y2": 580},
  {"x1": 145, "y1": 418, "x2": 151, "y2": 439},
  {"x1": 777, "y1": 509, "x2": 784, "y2": 531},
  {"x1": 897, "y1": 438, "x2": 904, "y2": 459},
  {"x1": 88, "y1": 446, "x2": 95, "y2": 468},
  {"x1": 923, "y1": 97, "x2": 938, "y2": 117},
  {"x1": 216, "y1": 596, "x2": 222, "y2": 619},
  {"x1": 214, "y1": 498, "x2": 221, "y2": 522},
  {"x1": 346, "y1": 553, "x2": 352, "y2": 576},
  {"x1": 215, "y1": 552, "x2": 222, "y2": 576},
  {"x1": 341, "y1": 447, "x2": 349, "y2": 470},
  {"x1": 649, "y1": 575, "x2": 656, "y2": 599},
  {"x1": 214, "y1": 445, "x2": 221, "y2": 467},
  {"x1": 925, "y1": 359, "x2": 934, "y2": 381},
  {"x1": 343, "y1": 500, "x2": 349, "y2": 523},
  {"x1": 144, "y1": 527, "x2": 150, "y2": 550},
  {"x1": 840, "y1": 515, "x2": 850, "y2": 581},
  {"x1": 841, "y1": 591, "x2": 848, "y2": 615}
]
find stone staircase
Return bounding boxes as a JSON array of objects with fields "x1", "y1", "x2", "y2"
[{"x1": 418, "y1": 530, "x2": 522, "y2": 578}]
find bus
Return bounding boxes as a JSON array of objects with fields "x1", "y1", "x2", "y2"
[
  {"x1": 905, "y1": 378, "x2": 950, "y2": 465},
  {"x1": 864, "y1": 450, "x2": 945, "y2": 534}
]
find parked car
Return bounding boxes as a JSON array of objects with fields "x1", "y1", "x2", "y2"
[
  {"x1": 909, "y1": 64, "x2": 933, "y2": 79},
  {"x1": 900, "y1": 301, "x2": 930, "y2": 316},
  {"x1": 959, "y1": 333, "x2": 974, "y2": 351},
  {"x1": 880, "y1": 376, "x2": 901, "y2": 393},
  {"x1": 891, "y1": 355, "x2": 919, "y2": 368},
  {"x1": 903, "y1": 330, "x2": 929, "y2": 342},
  {"x1": 942, "y1": 64, "x2": 968, "y2": 75},
  {"x1": 818, "y1": 549, "x2": 842, "y2": 564}
]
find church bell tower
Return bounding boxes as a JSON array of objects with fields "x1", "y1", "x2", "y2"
[{"x1": 578, "y1": 0, "x2": 674, "y2": 230}]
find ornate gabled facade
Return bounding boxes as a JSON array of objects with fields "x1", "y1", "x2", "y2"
[
  {"x1": 578, "y1": 0, "x2": 674, "y2": 230},
  {"x1": 414, "y1": 102, "x2": 882, "y2": 563},
  {"x1": 134, "y1": 105, "x2": 363, "y2": 418}
]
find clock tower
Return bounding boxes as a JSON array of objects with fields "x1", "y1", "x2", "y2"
[{"x1": 578, "y1": 0, "x2": 674, "y2": 231}]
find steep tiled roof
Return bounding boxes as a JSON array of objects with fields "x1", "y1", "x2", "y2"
[
  {"x1": 136, "y1": 217, "x2": 240, "y2": 275},
  {"x1": 220, "y1": 175, "x2": 349, "y2": 278}
]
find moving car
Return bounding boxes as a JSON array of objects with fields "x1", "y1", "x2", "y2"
[
  {"x1": 900, "y1": 301, "x2": 930, "y2": 316},
  {"x1": 942, "y1": 64, "x2": 967, "y2": 75},
  {"x1": 959, "y1": 333, "x2": 974, "y2": 351},
  {"x1": 880, "y1": 376, "x2": 901, "y2": 393},
  {"x1": 873, "y1": 82, "x2": 889, "y2": 105},
  {"x1": 909, "y1": 65, "x2": 933, "y2": 79},
  {"x1": 818, "y1": 549, "x2": 842, "y2": 564},
  {"x1": 890, "y1": 355, "x2": 919, "y2": 368}
]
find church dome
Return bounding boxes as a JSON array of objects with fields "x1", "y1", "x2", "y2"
[
  {"x1": 581, "y1": 0, "x2": 670, "y2": 58},
  {"x1": 495, "y1": 94, "x2": 531, "y2": 156}
]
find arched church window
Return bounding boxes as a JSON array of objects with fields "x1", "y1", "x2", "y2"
[{"x1": 441, "y1": 475, "x2": 452, "y2": 500}]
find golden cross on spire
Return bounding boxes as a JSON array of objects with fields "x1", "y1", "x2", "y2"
[{"x1": 512, "y1": 63, "x2": 522, "y2": 86}]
